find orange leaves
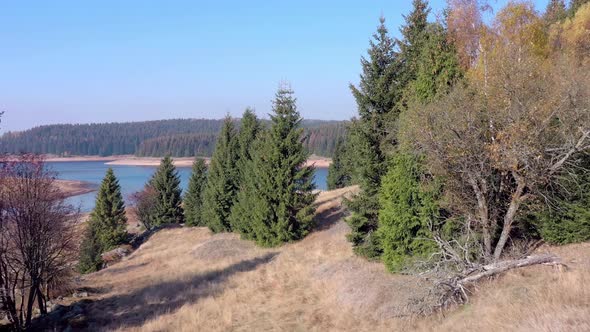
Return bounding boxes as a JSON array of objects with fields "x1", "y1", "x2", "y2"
[{"x1": 550, "y1": 3, "x2": 590, "y2": 61}]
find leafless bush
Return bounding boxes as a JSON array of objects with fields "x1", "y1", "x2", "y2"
[
  {"x1": 0, "y1": 154, "x2": 78, "y2": 330},
  {"x1": 130, "y1": 185, "x2": 159, "y2": 231}
]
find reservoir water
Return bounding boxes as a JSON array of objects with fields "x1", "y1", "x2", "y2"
[{"x1": 47, "y1": 161, "x2": 329, "y2": 212}]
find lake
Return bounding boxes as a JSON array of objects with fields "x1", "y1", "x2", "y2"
[{"x1": 47, "y1": 161, "x2": 329, "y2": 212}]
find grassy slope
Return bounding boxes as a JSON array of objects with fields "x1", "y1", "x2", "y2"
[{"x1": 76, "y1": 187, "x2": 590, "y2": 331}]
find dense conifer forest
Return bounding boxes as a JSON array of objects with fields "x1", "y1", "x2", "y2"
[{"x1": 0, "y1": 118, "x2": 347, "y2": 157}]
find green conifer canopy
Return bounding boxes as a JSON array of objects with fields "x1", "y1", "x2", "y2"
[
  {"x1": 150, "y1": 156, "x2": 184, "y2": 225},
  {"x1": 184, "y1": 158, "x2": 208, "y2": 226},
  {"x1": 201, "y1": 117, "x2": 240, "y2": 232},
  {"x1": 78, "y1": 168, "x2": 128, "y2": 273},
  {"x1": 230, "y1": 87, "x2": 317, "y2": 246}
]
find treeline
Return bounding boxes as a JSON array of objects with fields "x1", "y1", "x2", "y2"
[
  {"x1": 0, "y1": 118, "x2": 347, "y2": 157},
  {"x1": 0, "y1": 119, "x2": 224, "y2": 156},
  {"x1": 136, "y1": 133, "x2": 218, "y2": 157},
  {"x1": 329, "y1": 0, "x2": 590, "y2": 286}
]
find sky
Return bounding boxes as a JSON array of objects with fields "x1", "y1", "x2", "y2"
[{"x1": 0, "y1": 0, "x2": 548, "y2": 132}]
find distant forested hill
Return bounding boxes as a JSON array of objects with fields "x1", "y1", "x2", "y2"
[{"x1": 0, "y1": 119, "x2": 347, "y2": 157}]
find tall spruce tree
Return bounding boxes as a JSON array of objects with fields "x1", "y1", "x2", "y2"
[
  {"x1": 377, "y1": 13, "x2": 461, "y2": 271},
  {"x1": 150, "y1": 156, "x2": 184, "y2": 225},
  {"x1": 201, "y1": 116, "x2": 239, "y2": 232},
  {"x1": 184, "y1": 158, "x2": 208, "y2": 226},
  {"x1": 327, "y1": 138, "x2": 352, "y2": 190},
  {"x1": 545, "y1": 0, "x2": 568, "y2": 23},
  {"x1": 78, "y1": 226, "x2": 103, "y2": 274},
  {"x1": 377, "y1": 153, "x2": 440, "y2": 272},
  {"x1": 398, "y1": 0, "x2": 431, "y2": 89},
  {"x1": 408, "y1": 22, "x2": 462, "y2": 103},
  {"x1": 230, "y1": 87, "x2": 317, "y2": 246},
  {"x1": 346, "y1": 17, "x2": 400, "y2": 258},
  {"x1": 90, "y1": 168, "x2": 128, "y2": 250},
  {"x1": 236, "y1": 108, "x2": 261, "y2": 184},
  {"x1": 78, "y1": 168, "x2": 127, "y2": 273}
]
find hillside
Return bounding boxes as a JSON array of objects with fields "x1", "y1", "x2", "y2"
[
  {"x1": 42, "y1": 187, "x2": 590, "y2": 331},
  {"x1": 0, "y1": 119, "x2": 347, "y2": 157}
]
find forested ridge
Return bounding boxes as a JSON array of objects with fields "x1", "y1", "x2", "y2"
[{"x1": 0, "y1": 118, "x2": 347, "y2": 157}]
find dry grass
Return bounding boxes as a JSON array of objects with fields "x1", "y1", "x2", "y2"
[
  {"x1": 73, "y1": 186, "x2": 590, "y2": 331},
  {"x1": 415, "y1": 243, "x2": 590, "y2": 332}
]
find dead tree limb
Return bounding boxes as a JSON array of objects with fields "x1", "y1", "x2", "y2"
[
  {"x1": 459, "y1": 254, "x2": 563, "y2": 284},
  {"x1": 431, "y1": 254, "x2": 565, "y2": 311}
]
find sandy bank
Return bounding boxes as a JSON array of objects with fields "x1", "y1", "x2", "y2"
[
  {"x1": 44, "y1": 155, "x2": 332, "y2": 168},
  {"x1": 55, "y1": 179, "x2": 98, "y2": 197},
  {"x1": 306, "y1": 155, "x2": 332, "y2": 168},
  {"x1": 44, "y1": 155, "x2": 123, "y2": 162},
  {"x1": 105, "y1": 157, "x2": 198, "y2": 167}
]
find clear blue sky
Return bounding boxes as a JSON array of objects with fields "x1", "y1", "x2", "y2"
[{"x1": 0, "y1": 0, "x2": 547, "y2": 131}]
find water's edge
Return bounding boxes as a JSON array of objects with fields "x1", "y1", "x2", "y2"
[{"x1": 49, "y1": 161, "x2": 328, "y2": 212}]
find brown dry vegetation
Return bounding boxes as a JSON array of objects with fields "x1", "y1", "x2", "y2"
[{"x1": 69, "y1": 187, "x2": 590, "y2": 331}]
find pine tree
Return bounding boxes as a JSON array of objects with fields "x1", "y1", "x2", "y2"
[
  {"x1": 230, "y1": 87, "x2": 317, "y2": 246},
  {"x1": 89, "y1": 168, "x2": 128, "y2": 250},
  {"x1": 346, "y1": 17, "x2": 400, "y2": 258},
  {"x1": 327, "y1": 138, "x2": 352, "y2": 190},
  {"x1": 150, "y1": 156, "x2": 184, "y2": 225},
  {"x1": 545, "y1": 0, "x2": 568, "y2": 23},
  {"x1": 201, "y1": 116, "x2": 239, "y2": 232},
  {"x1": 78, "y1": 225, "x2": 103, "y2": 274},
  {"x1": 184, "y1": 158, "x2": 208, "y2": 226}
]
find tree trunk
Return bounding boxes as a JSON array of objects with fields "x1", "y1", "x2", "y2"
[
  {"x1": 493, "y1": 174, "x2": 526, "y2": 260},
  {"x1": 468, "y1": 174, "x2": 492, "y2": 258},
  {"x1": 36, "y1": 286, "x2": 46, "y2": 315},
  {"x1": 460, "y1": 254, "x2": 561, "y2": 284},
  {"x1": 24, "y1": 286, "x2": 37, "y2": 327}
]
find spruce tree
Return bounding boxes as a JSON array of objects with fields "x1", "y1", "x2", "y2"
[
  {"x1": 544, "y1": 0, "x2": 568, "y2": 23},
  {"x1": 377, "y1": 152, "x2": 440, "y2": 272},
  {"x1": 78, "y1": 225, "x2": 103, "y2": 274},
  {"x1": 406, "y1": 22, "x2": 462, "y2": 103},
  {"x1": 327, "y1": 138, "x2": 352, "y2": 190},
  {"x1": 89, "y1": 168, "x2": 128, "y2": 250},
  {"x1": 346, "y1": 17, "x2": 399, "y2": 258},
  {"x1": 150, "y1": 156, "x2": 184, "y2": 225},
  {"x1": 376, "y1": 20, "x2": 461, "y2": 271},
  {"x1": 230, "y1": 87, "x2": 317, "y2": 246},
  {"x1": 184, "y1": 158, "x2": 208, "y2": 226},
  {"x1": 236, "y1": 108, "x2": 261, "y2": 184},
  {"x1": 78, "y1": 169, "x2": 128, "y2": 273},
  {"x1": 201, "y1": 116, "x2": 239, "y2": 232},
  {"x1": 398, "y1": 0, "x2": 430, "y2": 89}
]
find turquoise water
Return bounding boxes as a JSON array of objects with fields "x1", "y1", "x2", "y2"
[{"x1": 47, "y1": 161, "x2": 328, "y2": 212}]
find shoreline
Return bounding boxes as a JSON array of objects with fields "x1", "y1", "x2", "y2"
[
  {"x1": 54, "y1": 179, "x2": 98, "y2": 198},
  {"x1": 45, "y1": 155, "x2": 332, "y2": 168}
]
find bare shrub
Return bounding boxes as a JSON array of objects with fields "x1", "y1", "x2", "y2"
[
  {"x1": 130, "y1": 185, "x2": 159, "y2": 231},
  {"x1": 0, "y1": 154, "x2": 78, "y2": 330}
]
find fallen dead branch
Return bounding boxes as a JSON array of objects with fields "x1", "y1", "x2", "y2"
[
  {"x1": 459, "y1": 254, "x2": 564, "y2": 284},
  {"x1": 433, "y1": 254, "x2": 566, "y2": 310}
]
